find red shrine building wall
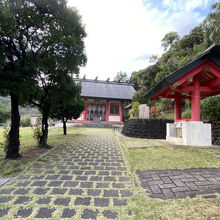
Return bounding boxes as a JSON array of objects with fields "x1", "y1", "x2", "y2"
[
  {"x1": 69, "y1": 79, "x2": 136, "y2": 124},
  {"x1": 71, "y1": 98, "x2": 123, "y2": 123}
]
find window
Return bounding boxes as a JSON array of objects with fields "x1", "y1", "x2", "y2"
[{"x1": 110, "y1": 105, "x2": 119, "y2": 115}]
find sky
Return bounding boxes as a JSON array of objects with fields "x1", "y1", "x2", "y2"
[{"x1": 68, "y1": 0, "x2": 216, "y2": 81}]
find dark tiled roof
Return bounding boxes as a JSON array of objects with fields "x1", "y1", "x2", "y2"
[
  {"x1": 74, "y1": 79, "x2": 136, "y2": 101},
  {"x1": 145, "y1": 44, "x2": 220, "y2": 99}
]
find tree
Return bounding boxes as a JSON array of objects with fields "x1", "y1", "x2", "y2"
[
  {"x1": 0, "y1": 0, "x2": 86, "y2": 157},
  {"x1": 0, "y1": 103, "x2": 10, "y2": 123},
  {"x1": 204, "y1": 2, "x2": 220, "y2": 43},
  {"x1": 114, "y1": 71, "x2": 129, "y2": 82},
  {"x1": 201, "y1": 95, "x2": 220, "y2": 121},
  {"x1": 161, "y1": 31, "x2": 180, "y2": 51},
  {"x1": 50, "y1": 76, "x2": 85, "y2": 135}
]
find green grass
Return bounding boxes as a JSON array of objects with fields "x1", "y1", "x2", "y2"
[
  {"x1": 116, "y1": 135, "x2": 220, "y2": 220},
  {"x1": 0, "y1": 126, "x2": 83, "y2": 177},
  {"x1": 119, "y1": 137, "x2": 220, "y2": 171}
]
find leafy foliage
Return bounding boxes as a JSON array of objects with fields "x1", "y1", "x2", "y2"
[
  {"x1": 132, "y1": 2, "x2": 220, "y2": 118},
  {"x1": 32, "y1": 125, "x2": 42, "y2": 147},
  {"x1": 20, "y1": 116, "x2": 31, "y2": 127},
  {"x1": 129, "y1": 102, "x2": 140, "y2": 118},
  {"x1": 0, "y1": 102, "x2": 10, "y2": 123},
  {"x1": 201, "y1": 95, "x2": 220, "y2": 121},
  {"x1": 0, "y1": 128, "x2": 9, "y2": 153},
  {"x1": 114, "y1": 71, "x2": 129, "y2": 82}
]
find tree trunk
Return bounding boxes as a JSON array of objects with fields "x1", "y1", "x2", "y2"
[
  {"x1": 62, "y1": 118, "x2": 67, "y2": 135},
  {"x1": 6, "y1": 92, "x2": 21, "y2": 159},
  {"x1": 39, "y1": 106, "x2": 49, "y2": 147}
]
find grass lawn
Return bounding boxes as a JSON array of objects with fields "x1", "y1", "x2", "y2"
[
  {"x1": 119, "y1": 137, "x2": 220, "y2": 171},
  {"x1": 0, "y1": 126, "x2": 83, "y2": 177},
  {"x1": 116, "y1": 135, "x2": 220, "y2": 220}
]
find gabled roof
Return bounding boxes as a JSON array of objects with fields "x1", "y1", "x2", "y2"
[
  {"x1": 145, "y1": 44, "x2": 220, "y2": 100},
  {"x1": 74, "y1": 79, "x2": 136, "y2": 101}
]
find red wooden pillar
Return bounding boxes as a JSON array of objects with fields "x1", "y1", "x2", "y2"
[
  {"x1": 105, "y1": 101, "x2": 109, "y2": 122},
  {"x1": 191, "y1": 75, "x2": 200, "y2": 121},
  {"x1": 84, "y1": 103, "x2": 88, "y2": 121},
  {"x1": 120, "y1": 101, "x2": 123, "y2": 123},
  {"x1": 174, "y1": 95, "x2": 181, "y2": 122}
]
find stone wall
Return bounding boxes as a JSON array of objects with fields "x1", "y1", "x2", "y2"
[
  {"x1": 211, "y1": 121, "x2": 220, "y2": 145},
  {"x1": 122, "y1": 119, "x2": 173, "y2": 139},
  {"x1": 122, "y1": 119, "x2": 220, "y2": 144}
]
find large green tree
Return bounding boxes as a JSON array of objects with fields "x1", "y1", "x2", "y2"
[{"x1": 0, "y1": 0, "x2": 86, "y2": 158}]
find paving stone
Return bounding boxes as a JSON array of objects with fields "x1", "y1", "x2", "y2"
[
  {"x1": 61, "y1": 208, "x2": 76, "y2": 218},
  {"x1": 80, "y1": 182, "x2": 93, "y2": 188},
  {"x1": 51, "y1": 188, "x2": 67, "y2": 195},
  {"x1": 16, "y1": 181, "x2": 31, "y2": 187},
  {"x1": 104, "y1": 176, "x2": 116, "y2": 182},
  {"x1": 162, "y1": 189, "x2": 175, "y2": 199},
  {"x1": 81, "y1": 209, "x2": 99, "y2": 219},
  {"x1": 15, "y1": 207, "x2": 32, "y2": 218},
  {"x1": 14, "y1": 196, "x2": 32, "y2": 204},
  {"x1": 98, "y1": 171, "x2": 110, "y2": 175},
  {"x1": 119, "y1": 177, "x2": 130, "y2": 182},
  {"x1": 0, "y1": 188, "x2": 14, "y2": 194},
  {"x1": 96, "y1": 182, "x2": 109, "y2": 188},
  {"x1": 31, "y1": 175, "x2": 45, "y2": 180},
  {"x1": 0, "y1": 208, "x2": 10, "y2": 217},
  {"x1": 0, "y1": 196, "x2": 12, "y2": 203},
  {"x1": 102, "y1": 210, "x2": 118, "y2": 219},
  {"x1": 113, "y1": 199, "x2": 127, "y2": 206},
  {"x1": 94, "y1": 198, "x2": 110, "y2": 207},
  {"x1": 103, "y1": 190, "x2": 119, "y2": 197},
  {"x1": 112, "y1": 171, "x2": 122, "y2": 176},
  {"x1": 72, "y1": 170, "x2": 84, "y2": 175},
  {"x1": 33, "y1": 188, "x2": 49, "y2": 195},
  {"x1": 87, "y1": 189, "x2": 101, "y2": 196},
  {"x1": 31, "y1": 181, "x2": 47, "y2": 187},
  {"x1": 48, "y1": 181, "x2": 62, "y2": 187},
  {"x1": 76, "y1": 176, "x2": 88, "y2": 181},
  {"x1": 37, "y1": 197, "x2": 51, "y2": 204},
  {"x1": 60, "y1": 175, "x2": 73, "y2": 180},
  {"x1": 90, "y1": 176, "x2": 102, "y2": 181},
  {"x1": 69, "y1": 189, "x2": 83, "y2": 195},
  {"x1": 58, "y1": 170, "x2": 70, "y2": 174},
  {"x1": 45, "y1": 175, "x2": 60, "y2": 180},
  {"x1": 54, "y1": 197, "x2": 70, "y2": 206},
  {"x1": 13, "y1": 188, "x2": 30, "y2": 195},
  {"x1": 112, "y1": 183, "x2": 125, "y2": 188},
  {"x1": 120, "y1": 190, "x2": 133, "y2": 197},
  {"x1": 84, "y1": 171, "x2": 96, "y2": 175},
  {"x1": 74, "y1": 197, "x2": 91, "y2": 206},
  {"x1": 35, "y1": 207, "x2": 55, "y2": 218},
  {"x1": 63, "y1": 181, "x2": 79, "y2": 187}
]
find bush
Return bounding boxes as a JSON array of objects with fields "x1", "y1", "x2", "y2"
[
  {"x1": 0, "y1": 128, "x2": 9, "y2": 153},
  {"x1": 20, "y1": 116, "x2": 31, "y2": 127},
  {"x1": 32, "y1": 125, "x2": 42, "y2": 146},
  {"x1": 129, "y1": 102, "x2": 140, "y2": 118},
  {"x1": 201, "y1": 95, "x2": 220, "y2": 121}
]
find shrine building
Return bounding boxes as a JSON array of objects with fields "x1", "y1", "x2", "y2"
[
  {"x1": 145, "y1": 44, "x2": 220, "y2": 146},
  {"x1": 71, "y1": 78, "x2": 136, "y2": 124}
]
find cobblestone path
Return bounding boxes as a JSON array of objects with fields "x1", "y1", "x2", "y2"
[
  {"x1": 137, "y1": 168, "x2": 220, "y2": 199},
  {"x1": 0, "y1": 130, "x2": 133, "y2": 219}
]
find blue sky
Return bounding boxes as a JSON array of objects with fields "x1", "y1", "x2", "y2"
[{"x1": 69, "y1": 0, "x2": 217, "y2": 80}]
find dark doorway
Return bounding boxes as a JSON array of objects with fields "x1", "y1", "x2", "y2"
[{"x1": 87, "y1": 104, "x2": 106, "y2": 122}]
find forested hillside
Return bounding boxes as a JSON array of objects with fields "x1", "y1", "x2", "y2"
[
  {"x1": 0, "y1": 96, "x2": 39, "y2": 116},
  {"x1": 131, "y1": 2, "x2": 220, "y2": 121}
]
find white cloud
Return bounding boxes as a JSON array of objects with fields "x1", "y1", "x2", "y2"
[{"x1": 68, "y1": 0, "x2": 209, "y2": 80}]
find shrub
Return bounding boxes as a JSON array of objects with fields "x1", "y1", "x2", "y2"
[
  {"x1": 20, "y1": 116, "x2": 31, "y2": 127},
  {"x1": 0, "y1": 128, "x2": 9, "y2": 153},
  {"x1": 129, "y1": 102, "x2": 140, "y2": 118},
  {"x1": 32, "y1": 125, "x2": 42, "y2": 146}
]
